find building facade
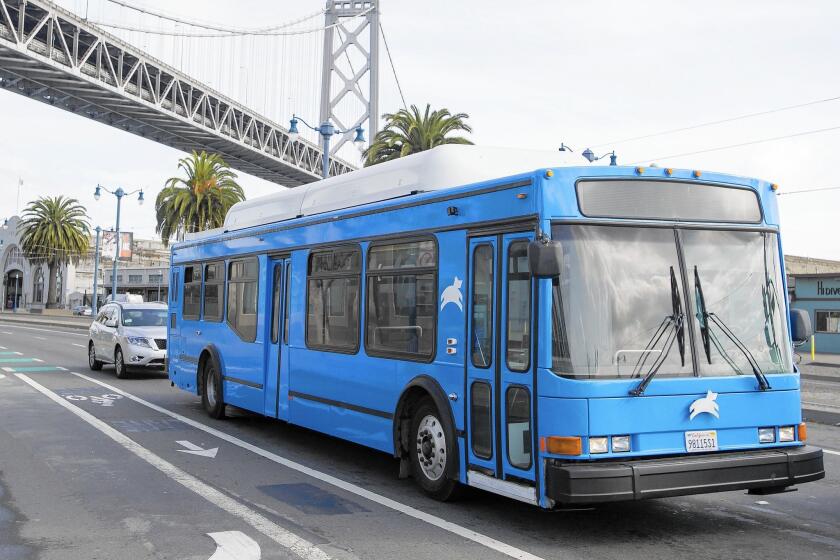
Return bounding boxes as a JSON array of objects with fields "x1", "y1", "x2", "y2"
[{"x1": 0, "y1": 215, "x2": 170, "y2": 311}]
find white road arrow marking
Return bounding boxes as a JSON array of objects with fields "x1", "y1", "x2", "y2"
[
  {"x1": 177, "y1": 440, "x2": 219, "y2": 458},
  {"x1": 207, "y1": 531, "x2": 261, "y2": 560}
]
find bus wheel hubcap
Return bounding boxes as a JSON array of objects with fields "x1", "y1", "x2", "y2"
[
  {"x1": 206, "y1": 370, "x2": 216, "y2": 407},
  {"x1": 416, "y1": 414, "x2": 446, "y2": 481}
]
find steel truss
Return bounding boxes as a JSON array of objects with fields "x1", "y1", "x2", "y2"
[
  {"x1": 0, "y1": 0, "x2": 355, "y2": 186},
  {"x1": 320, "y1": 0, "x2": 379, "y2": 155}
]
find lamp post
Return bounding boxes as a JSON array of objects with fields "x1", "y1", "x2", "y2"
[
  {"x1": 581, "y1": 148, "x2": 618, "y2": 166},
  {"x1": 94, "y1": 185, "x2": 144, "y2": 301},
  {"x1": 288, "y1": 115, "x2": 365, "y2": 178},
  {"x1": 92, "y1": 226, "x2": 101, "y2": 315}
]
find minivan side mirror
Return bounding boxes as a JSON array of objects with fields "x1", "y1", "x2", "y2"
[
  {"x1": 790, "y1": 308, "x2": 813, "y2": 345},
  {"x1": 105, "y1": 318, "x2": 118, "y2": 328},
  {"x1": 528, "y1": 239, "x2": 563, "y2": 278}
]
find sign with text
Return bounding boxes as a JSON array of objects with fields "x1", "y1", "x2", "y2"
[
  {"x1": 794, "y1": 276, "x2": 840, "y2": 299},
  {"x1": 101, "y1": 231, "x2": 133, "y2": 262}
]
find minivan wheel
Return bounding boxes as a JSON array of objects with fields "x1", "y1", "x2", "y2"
[
  {"x1": 114, "y1": 346, "x2": 128, "y2": 379},
  {"x1": 201, "y1": 361, "x2": 225, "y2": 419},
  {"x1": 409, "y1": 398, "x2": 459, "y2": 501},
  {"x1": 88, "y1": 342, "x2": 103, "y2": 371}
]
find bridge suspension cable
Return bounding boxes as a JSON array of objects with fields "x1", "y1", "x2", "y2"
[
  {"x1": 91, "y1": 5, "x2": 374, "y2": 37},
  {"x1": 100, "y1": 0, "x2": 326, "y2": 34}
]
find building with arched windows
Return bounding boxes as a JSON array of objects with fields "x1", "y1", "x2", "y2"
[{"x1": 0, "y1": 216, "x2": 71, "y2": 311}]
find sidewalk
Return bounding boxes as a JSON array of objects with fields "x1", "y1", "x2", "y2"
[{"x1": 0, "y1": 311, "x2": 91, "y2": 331}]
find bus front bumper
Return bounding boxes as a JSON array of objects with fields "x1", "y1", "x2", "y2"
[{"x1": 545, "y1": 445, "x2": 824, "y2": 505}]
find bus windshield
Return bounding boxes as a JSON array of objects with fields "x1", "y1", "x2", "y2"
[{"x1": 550, "y1": 224, "x2": 792, "y2": 379}]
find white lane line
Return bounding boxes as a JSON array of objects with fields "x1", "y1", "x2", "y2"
[
  {"x1": 824, "y1": 448, "x2": 840, "y2": 457},
  {"x1": 0, "y1": 324, "x2": 88, "y2": 337},
  {"x1": 16, "y1": 373, "x2": 332, "y2": 560},
  {"x1": 0, "y1": 332, "x2": 11, "y2": 335},
  {"x1": 69, "y1": 371, "x2": 548, "y2": 560},
  {"x1": 33, "y1": 336, "x2": 46, "y2": 341},
  {"x1": 72, "y1": 343, "x2": 86, "y2": 348},
  {"x1": 2, "y1": 367, "x2": 14, "y2": 372}
]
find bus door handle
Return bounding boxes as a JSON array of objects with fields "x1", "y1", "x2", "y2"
[{"x1": 195, "y1": 330, "x2": 201, "y2": 336}]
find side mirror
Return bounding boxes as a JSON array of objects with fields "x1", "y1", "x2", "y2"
[
  {"x1": 790, "y1": 308, "x2": 812, "y2": 344},
  {"x1": 105, "y1": 318, "x2": 117, "y2": 328},
  {"x1": 528, "y1": 239, "x2": 563, "y2": 278}
]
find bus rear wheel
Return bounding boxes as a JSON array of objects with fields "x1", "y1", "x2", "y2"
[
  {"x1": 410, "y1": 398, "x2": 459, "y2": 501},
  {"x1": 201, "y1": 360, "x2": 226, "y2": 419}
]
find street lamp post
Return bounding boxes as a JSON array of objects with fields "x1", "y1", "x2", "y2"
[
  {"x1": 581, "y1": 148, "x2": 618, "y2": 166},
  {"x1": 92, "y1": 226, "x2": 101, "y2": 315},
  {"x1": 94, "y1": 185, "x2": 144, "y2": 302},
  {"x1": 288, "y1": 115, "x2": 365, "y2": 179}
]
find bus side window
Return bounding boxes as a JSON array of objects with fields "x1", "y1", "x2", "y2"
[
  {"x1": 306, "y1": 246, "x2": 361, "y2": 352},
  {"x1": 365, "y1": 238, "x2": 437, "y2": 361},
  {"x1": 227, "y1": 258, "x2": 259, "y2": 342},
  {"x1": 171, "y1": 270, "x2": 179, "y2": 303},
  {"x1": 183, "y1": 264, "x2": 201, "y2": 320},
  {"x1": 203, "y1": 262, "x2": 224, "y2": 322}
]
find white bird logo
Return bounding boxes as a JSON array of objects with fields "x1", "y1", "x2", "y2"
[
  {"x1": 440, "y1": 277, "x2": 464, "y2": 312},
  {"x1": 689, "y1": 390, "x2": 720, "y2": 420}
]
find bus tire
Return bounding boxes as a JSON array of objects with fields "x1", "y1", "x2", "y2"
[
  {"x1": 114, "y1": 346, "x2": 128, "y2": 379},
  {"x1": 201, "y1": 360, "x2": 226, "y2": 419},
  {"x1": 410, "y1": 398, "x2": 459, "y2": 501},
  {"x1": 88, "y1": 342, "x2": 103, "y2": 371}
]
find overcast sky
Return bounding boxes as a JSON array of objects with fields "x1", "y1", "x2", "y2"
[{"x1": 1, "y1": 0, "x2": 839, "y2": 258}]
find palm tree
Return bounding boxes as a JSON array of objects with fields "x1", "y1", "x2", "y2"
[
  {"x1": 19, "y1": 196, "x2": 90, "y2": 308},
  {"x1": 156, "y1": 151, "x2": 245, "y2": 246},
  {"x1": 363, "y1": 103, "x2": 473, "y2": 166}
]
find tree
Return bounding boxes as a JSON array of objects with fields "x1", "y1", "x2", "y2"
[
  {"x1": 156, "y1": 151, "x2": 245, "y2": 246},
  {"x1": 363, "y1": 103, "x2": 473, "y2": 166},
  {"x1": 19, "y1": 196, "x2": 90, "y2": 308}
]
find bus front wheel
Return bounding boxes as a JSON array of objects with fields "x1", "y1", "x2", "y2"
[
  {"x1": 201, "y1": 360, "x2": 226, "y2": 419},
  {"x1": 410, "y1": 398, "x2": 459, "y2": 501}
]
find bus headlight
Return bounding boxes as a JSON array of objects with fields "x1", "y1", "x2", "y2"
[
  {"x1": 779, "y1": 426, "x2": 796, "y2": 442},
  {"x1": 589, "y1": 437, "x2": 608, "y2": 454},
  {"x1": 758, "y1": 427, "x2": 776, "y2": 443},
  {"x1": 611, "y1": 435, "x2": 631, "y2": 453}
]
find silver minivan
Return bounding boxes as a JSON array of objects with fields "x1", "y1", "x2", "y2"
[{"x1": 88, "y1": 302, "x2": 168, "y2": 378}]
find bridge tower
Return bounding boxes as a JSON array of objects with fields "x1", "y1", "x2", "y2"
[{"x1": 319, "y1": 1, "x2": 380, "y2": 156}]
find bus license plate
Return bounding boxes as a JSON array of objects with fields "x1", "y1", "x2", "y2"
[{"x1": 685, "y1": 430, "x2": 718, "y2": 453}]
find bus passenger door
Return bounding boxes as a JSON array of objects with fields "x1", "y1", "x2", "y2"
[
  {"x1": 467, "y1": 233, "x2": 536, "y2": 488},
  {"x1": 466, "y1": 237, "x2": 498, "y2": 475},
  {"x1": 265, "y1": 258, "x2": 291, "y2": 421}
]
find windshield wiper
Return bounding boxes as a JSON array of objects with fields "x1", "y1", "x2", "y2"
[
  {"x1": 629, "y1": 267, "x2": 684, "y2": 396},
  {"x1": 694, "y1": 266, "x2": 771, "y2": 391}
]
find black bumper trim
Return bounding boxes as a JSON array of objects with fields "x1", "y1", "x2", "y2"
[{"x1": 545, "y1": 445, "x2": 825, "y2": 505}]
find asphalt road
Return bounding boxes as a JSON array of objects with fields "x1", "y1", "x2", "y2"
[{"x1": 1, "y1": 320, "x2": 839, "y2": 560}]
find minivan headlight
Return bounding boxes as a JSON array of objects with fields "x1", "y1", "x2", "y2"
[{"x1": 127, "y1": 336, "x2": 152, "y2": 348}]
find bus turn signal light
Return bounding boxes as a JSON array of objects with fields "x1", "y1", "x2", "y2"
[
  {"x1": 542, "y1": 436, "x2": 582, "y2": 456},
  {"x1": 799, "y1": 423, "x2": 807, "y2": 442}
]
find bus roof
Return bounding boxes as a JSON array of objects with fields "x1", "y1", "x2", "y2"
[{"x1": 220, "y1": 145, "x2": 578, "y2": 233}]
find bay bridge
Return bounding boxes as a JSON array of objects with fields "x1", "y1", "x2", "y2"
[{"x1": 0, "y1": 0, "x2": 384, "y2": 186}]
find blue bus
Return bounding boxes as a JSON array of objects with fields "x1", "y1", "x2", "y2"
[{"x1": 167, "y1": 145, "x2": 824, "y2": 508}]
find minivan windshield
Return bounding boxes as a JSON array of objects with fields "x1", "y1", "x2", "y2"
[
  {"x1": 122, "y1": 309, "x2": 167, "y2": 327},
  {"x1": 550, "y1": 224, "x2": 792, "y2": 379}
]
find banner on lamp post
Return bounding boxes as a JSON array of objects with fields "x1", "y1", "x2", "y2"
[{"x1": 101, "y1": 231, "x2": 133, "y2": 262}]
